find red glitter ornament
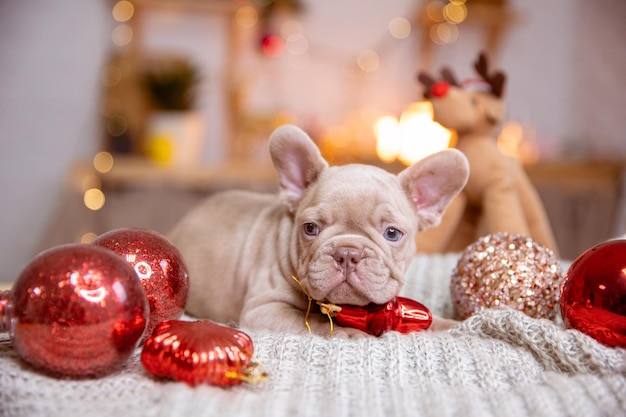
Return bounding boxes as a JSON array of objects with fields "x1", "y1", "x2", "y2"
[
  {"x1": 324, "y1": 297, "x2": 432, "y2": 336},
  {"x1": 93, "y1": 228, "x2": 189, "y2": 337},
  {"x1": 0, "y1": 244, "x2": 149, "y2": 377},
  {"x1": 141, "y1": 320, "x2": 266, "y2": 387},
  {"x1": 560, "y1": 239, "x2": 626, "y2": 348}
]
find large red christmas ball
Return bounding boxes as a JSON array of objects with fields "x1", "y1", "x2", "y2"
[
  {"x1": 93, "y1": 228, "x2": 189, "y2": 336},
  {"x1": 9, "y1": 244, "x2": 149, "y2": 377},
  {"x1": 560, "y1": 239, "x2": 626, "y2": 348}
]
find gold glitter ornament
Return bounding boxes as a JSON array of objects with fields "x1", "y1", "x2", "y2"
[{"x1": 450, "y1": 232, "x2": 562, "y2": 320}]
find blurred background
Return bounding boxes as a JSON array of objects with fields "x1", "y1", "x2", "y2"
[{"x1": 1, "y1": 0, "x2": 625, "y2": 284}]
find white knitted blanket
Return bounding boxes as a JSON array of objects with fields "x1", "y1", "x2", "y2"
[{"x1": 1, "y1": 254, "x2": 625, "y2": 417}]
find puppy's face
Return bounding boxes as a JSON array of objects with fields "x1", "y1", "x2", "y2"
[
  {"x1": 269, "y1": 125, "x2": 469, "y2": 307},
  {"x1": 293, "y1": 165, "x2": 417, "y2": 305}
]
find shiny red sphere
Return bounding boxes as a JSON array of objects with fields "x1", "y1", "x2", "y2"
[
  {"x1": 93, "y1": 228, "x2": 189, "y2": 337},
  {"x1": 11, "y1": 244, "x2": 149, "y2": 377},
  {"x1": 560, "y1": 239, "x2": 626, "y2": 348}
]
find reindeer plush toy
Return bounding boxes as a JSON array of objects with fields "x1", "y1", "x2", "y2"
[{"x1": 415, "y1": 52, "x2": 559, "y2": 256}]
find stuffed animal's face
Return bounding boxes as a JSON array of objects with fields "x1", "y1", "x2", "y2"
[{"x1": 430, "y1": 86, "x2": 505, "y2": 136}]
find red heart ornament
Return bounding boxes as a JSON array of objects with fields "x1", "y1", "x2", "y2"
[
  {"x1": 328, "y1": 296, "x2": 432, "y2": 336},
  {"x1": 141, "y1": 320, "x2": 266, "y2": 387}
]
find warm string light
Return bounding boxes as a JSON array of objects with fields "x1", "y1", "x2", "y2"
[
  {"x1": 111, "y1": 0, "x2": 134, "y2": 46},
  {"x1": 80, "y1": 151, "x2": 115, "y2": 241},
  {"x1": 233, "y1": 3, "x2": 413, "y2": 77},
  {"x1": 374, "y1": 101, "x2": 452, "y2": 165},
  {"x1": 425, "y1": 0, "x2": 468, "y2": 45}
]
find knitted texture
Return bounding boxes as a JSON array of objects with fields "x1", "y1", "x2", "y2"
[{"x1": 1, "y1": 254, "x2": 625, "y2": 417}]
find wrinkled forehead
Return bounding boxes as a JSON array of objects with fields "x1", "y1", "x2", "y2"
[
  {"x1": 320, "y1": 165, "x2": 402, "y2": 198},
  {"x1": 300, "y1": 164, "x2": 414, "y2": 219}
]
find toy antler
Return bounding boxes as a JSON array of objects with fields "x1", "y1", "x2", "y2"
[
  {"x1": 473, "y1": 52, "x2": 506, "y2": 98},
  {"x1": 417, "y1": 72, "x2": 437, "y2": 98},
  {"x1": 440, "y1": 67, "x2": 460, "y2": 87}
]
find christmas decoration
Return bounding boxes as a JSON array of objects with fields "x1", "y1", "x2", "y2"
[
  {"x1": 451, "y1": 232, "x2": 562, "y2": 320},
  {"x1": 0, "y1": 244, "x2": 149, "y2": 377},
  {"x1": 292, "y1": 275, "x2": 431, "y2": 336},
  {"x1": 321, "y1": 296, "x2": 432, "y2": 336},
  {"x1": 416, "y1": 53, "x2": 559, "y2": 256},
  {"x1": 93, "y1": 228, "x2": 189, "y2": 337},
  {"x1": 141, "y1": 320, "x2": 266, "y2": 387},
  {"x1": 560, "y1": 239, "x2": 626, "y2": 348}
]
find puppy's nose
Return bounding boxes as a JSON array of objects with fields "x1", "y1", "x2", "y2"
[{"x1": 333, "y1": 248, "x2": 361, "y2": 274}]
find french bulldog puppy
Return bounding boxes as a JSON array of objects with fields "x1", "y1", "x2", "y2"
[{"x1": 169, "y1": 124, "x2": 469, "y2": 336}]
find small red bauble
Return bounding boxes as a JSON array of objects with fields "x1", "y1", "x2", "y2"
[
  {"x1": 0, "y1": 244, "x2": 149, "y2": 377},
  {"x1": 327, "y1": 297, "x2": 432, "y2": 336},
  {"x1": 560, "y1": 239, "x2": 626, "y2": 348},
  {"x1": 141, "y1": 320, "x2": 266, "y2": 387},
  {"x1": 93, "y1": 228, "x2": 189, "y2": 337}
]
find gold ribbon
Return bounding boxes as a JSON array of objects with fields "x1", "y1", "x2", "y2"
[{"x1": 290, "y1": 276, "x2": 340, "y2": 337}]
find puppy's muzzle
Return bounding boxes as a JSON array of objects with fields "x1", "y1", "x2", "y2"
[{"x1": 333, "y1": 247, "x2": 361, "y2": 276}]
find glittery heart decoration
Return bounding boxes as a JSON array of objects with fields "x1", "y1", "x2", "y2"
[
  {"x1": 322, "y1": 297, "x2": 432, "y2": 336},
  {"x1": 560, "y1": 239, "x2": 626, "y2": 348},
  {"x1": 93, "y1": 228, "x2": 189, "y2": 337},
  {"x1": 141, "y1": 320, "x2": 267, "y2": 387},
  {"x1": 0, "y1": 244, "x2": 149, "y2": 377},
  {"x1": 451, "y1": 232, "x2": 562, "y2": 320}
]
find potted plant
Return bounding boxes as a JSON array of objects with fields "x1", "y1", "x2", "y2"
[{"x1": 142, "y1": 58, "x2": 204, "y2": 166}]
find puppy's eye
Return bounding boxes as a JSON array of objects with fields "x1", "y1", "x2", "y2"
[
  {"x1": 303, "y1": 223, "x2": 319, "y2": 237},
  {"x1": 383, "y1": 227, "x2": 403, "y2": 242}
]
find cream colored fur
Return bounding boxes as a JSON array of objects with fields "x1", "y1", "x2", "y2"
[{"x1": 169, "y1": 125, "x2": 469, "y2": 336}]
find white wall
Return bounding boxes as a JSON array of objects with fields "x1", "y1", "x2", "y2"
[
  {"x1": 0, "y1": 0, "x2": 624, "y2": 283},
  {"x1": 0, "y1": 1, "x2": 110, "y2": 283}
]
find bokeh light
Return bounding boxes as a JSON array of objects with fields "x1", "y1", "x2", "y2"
[
  {"x1": 106, "y1": 114, "x2": 128, "y2": 137},
  {"x1": 357, "y1": 50, "x2": 380, "y2": 73},
  {"x1": 443, "y1": 1, "x2": 468, "y2": 24},
  {"x1": 112, "y1": 0, "x2": 134, "y2": 23},
  {"x1": 281, "y1": 19, "x2": 303, "y2": 38},
  {"x1": 426, "y1": 0, "x2": 446, "y2": 22},
  {"x1": 112, "y1": 24, "x2": 133, "y2": 46},
  {"x1": 80, "y1": 232, "x2": 98, "y2": 244},
  {"x1": 84, "y1": 188, "x2": 106, "y2": 211},
  {"x1": 430, "y1": 22, "x2": 458, "y2": 44},
  {"x1": 100, "y1": 65, "x2": 122, "y2": 87},
  {"x1": 235, "y1": 5, "x2": 258, "y2": 28},
  {"x1": 389, "y1": 17, "x2": 411, "y2": 39},
  {"x1": 93, "y1": 151, "x2": 114, "y2": 174},
  {"x1": 286, "y1": 33, "x2": 308, "y2": 55},
  {"x1": 374, "y1": 116, "x2": 401, "y2": 163}
]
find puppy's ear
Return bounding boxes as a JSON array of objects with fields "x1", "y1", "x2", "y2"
[
  {"x1": 269, "y1": 125, "x2": 329, "y2": 211},
  {"x1": 398, "y1": 149, "x2": 469, "y2": 230}
]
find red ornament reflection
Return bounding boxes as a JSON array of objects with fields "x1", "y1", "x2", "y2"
[
  {"x1": 1, "y1": 244, "x2": 149, "y2": 377},
  {"x1": 331, "y1": 296, "x2": 432, "y2": 336},
  {"x1": 93, "y1": 228, "x2": 189, "y2": 337},
  {"x1": 560, "y1": 239, "x2": 626, "y2": 348}
]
